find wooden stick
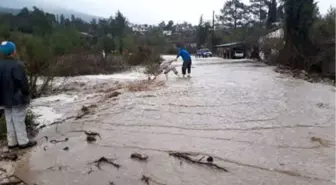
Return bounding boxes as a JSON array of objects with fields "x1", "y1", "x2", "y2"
[{"x1": 169, "y1": 152, "x2": 229, "y2": 172}]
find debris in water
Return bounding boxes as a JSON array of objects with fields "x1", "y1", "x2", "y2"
[
  {"x1": 81, "y1": 106, "x2": 89, "y2": 113},
  {"x1": 106, "y1": 91, "x2": 121, "y2": 98},
  {"x1": 85, "y1": 131, "x2": 101, "y2": 143},
  {"x1": 87, "y1": 167, "x2": 93, "y2": 174},
  {"x1": 76, "y1": 105, "x2": 95, "y2": 120},
  {"x1": 86, "y1": 136, "x2": 96, "y2": 143},
  {"x1": 0, "y1": 167, "x2": 6, "y2": 173},
  {"x1": 38, "y1": 124, "x2": 46, "y2": 129},
  {"x1": 130, "y1": 152, "x2": 148, "y2": 161},
  {"x1": 99, "y1": 86, "x2": 122, "y2": 94},
  {"x1": 316, "y1": 102, "x2": 329, "y2": 109},
  {"x1": 42, "y1": 136, "x2": 49, "y2": 142},
  {"x1": 141, "y1": 175, "x2": 150, "y2": 185},
  {"x1": 43, "y1": 146, "x2": 48, "y2": 151},
  {"x1": 50, "y1": 138, "x2": 69, "y2": 144},
  {"x1": 63, "y1": 147, "x2": 69, "y2": 151},
  {"x1": 140, "y1": 94, "x2": 157, "y2": 98},
  {"x1": 126, "y1": 80, "x2": 165, "y2": 92},
  {"x1": 311, "y1": 136, "x2": 329, "y2": 146},
  {"x1": 199, "y1": 155, "x2": 214, "y2": 163},
  {"x1": 84, "y1": 131, "x2": 101, "y2": 138},
  {"x1": 88, "y1": 157, "x2": 120, "y2": 172},
  {"x1": 109, "y1": 182, "x2": 115, "y2": 185},
  {"x1": 169, "y1": 152, "x2": 228, "y2": 172},
  {"x1": 141, "y1": 175, "x2": 166, "y2": 185},
  {"x1": 47, "y1": 165, "x2": 69, "y2": 171},
  {"x1": 207, "y1": 156, "x2": 213, "y2": 163},
  {"x1": 0, "y1": 153, "x2": 18, "y2": 161}
]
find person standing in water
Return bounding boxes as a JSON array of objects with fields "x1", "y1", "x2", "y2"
[{"x1": 175, "y1": 46, "x2": 192, "y2": 78}]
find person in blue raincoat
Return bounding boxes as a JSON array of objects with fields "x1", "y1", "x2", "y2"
[{"x1": 175, "y1": 46, "x2": 192, "y2": 78}]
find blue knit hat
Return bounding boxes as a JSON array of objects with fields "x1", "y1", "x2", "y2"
[{"x1": 0, "y1": 41, "x2": 16, "y2": 56}]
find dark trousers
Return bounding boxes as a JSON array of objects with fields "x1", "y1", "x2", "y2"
[{"x1": 182, "y1": 60, "x2": 192, "y2": 75}]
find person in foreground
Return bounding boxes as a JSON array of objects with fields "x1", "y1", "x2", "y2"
[
  {"x1": 175, "y1": 47, "x2": 192, "y2": 78},
  {"x1": 0, "y1": 41, "x2": 37, "y2": 149}
]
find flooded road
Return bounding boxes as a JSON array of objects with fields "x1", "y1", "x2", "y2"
[{"x1": 15, "y1": 56, "x2": 335, "y2": 185}]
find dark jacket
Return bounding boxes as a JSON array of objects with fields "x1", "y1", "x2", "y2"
[{"x1": 0, "y1": 57, "x2": 30, "y2": 108}]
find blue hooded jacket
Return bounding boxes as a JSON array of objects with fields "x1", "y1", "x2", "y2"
[{"x1": 176, "y1": 48, "x2": 191, "y2": 63}]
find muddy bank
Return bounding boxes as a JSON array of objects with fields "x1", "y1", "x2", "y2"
[
  {"x1": 273, "y1": 65, "x2": 335, "y2": 86},
  {"x1": 0, "y1": 70, "x2": 154, "y2": 184},
  {"x1": 2, "y1": 56, "x2": 336, "y2": 185}
]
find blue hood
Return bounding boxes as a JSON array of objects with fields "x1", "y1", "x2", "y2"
[{"x1": 0, "y1": 41, "x2": 16, "y2": 56}]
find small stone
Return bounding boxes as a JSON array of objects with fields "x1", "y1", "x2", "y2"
[
  {"x1": 206, "y1": 156, "x2": 213, "y2": 163},
  {"x1": 63, "y1": 147, "x2": 69, "y2": 151}
]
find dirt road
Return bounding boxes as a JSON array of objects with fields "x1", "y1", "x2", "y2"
[{"x1": 13, "y1": 56, "x2": 336, "y2": 185}]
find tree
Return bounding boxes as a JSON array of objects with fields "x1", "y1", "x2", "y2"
[
  {"x1": 218, "y1": 0, "x2": 248, "y2": 29},
  {"x1": 158, "y1": 21, "x2": 166, "y2": 29},
  {"x1": 277, "y1": 0, "x2": 285, "y2": 21},
  {"x1": 266, "y1": 0, "x2": 277, "y2": 28},
  {"x1": 196, "y1": 15, "x2": 211, "y2": 48},
  {"x1": 249, "y1": 0, "x2": 268, "y2": 26},
  {"x1": 277, "y1": 0, "x2": 317, "y2": 69},
  {"x1": 165, "y1": 20, "x2": 174, "y2": 30},
  {"x1": 114, "y1": 11, "x2": 127, "y2": 53}
]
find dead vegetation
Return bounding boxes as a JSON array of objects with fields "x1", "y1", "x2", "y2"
[
  {"x1": 106, "y1": 91, "x2": 122, "y2": 99},
  {"x1": 168, "y1": 152, "x2": 229, "y2": 172},
  {"x1": 84, "y1": 131, "x2": 101, "y2": 143},
  {"x1": 126, "y1": 80, "x2": 165, "y2": 92},
  {"x1": 130, "y1": 152, "x2": 148, "y2": 161},
  {"x1": 316, "y1": 102, "x2": 330, "y2": 109},
  {"x1": 99, "y1": 85, "x2": 123, "y2": 94},
  {"x1": 76, "y1": 104, "x2": 97, "y2": 120},
  {"x1": 87, "y1": 157, "x2": 120, "y2": 174},
  {"x1": 310, "y1": 136, "x2": 330, "y2": 147},
  {"x1": 141, "y1": 175, "x2": 166, "y2": 185},
  {"x1": 49, "y1": 137, "x2": 68, "y2": 144},
  {"x1": 0, "y1": 153, "x2": 18, "y2": 161},
  {"x1": 274, "y1": 66, "x2": 335, "y2": 85}
]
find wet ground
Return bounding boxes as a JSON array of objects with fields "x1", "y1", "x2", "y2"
[{"x1": 12, "y1": 56, "x2": 336, "y2": 185}]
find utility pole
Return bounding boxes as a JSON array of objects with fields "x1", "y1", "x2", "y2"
[{"x1": 212, "y1": 10, "x2": 215, "y2": 53}]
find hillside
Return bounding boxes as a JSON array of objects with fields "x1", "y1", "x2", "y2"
[
  {"x1": 0, "y1": 0, "x2": 103, "y2": 22},
  {"x1": 0, "y1": 6, "x2": 20, "y2": 14}
]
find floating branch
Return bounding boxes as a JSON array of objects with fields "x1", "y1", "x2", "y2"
[{"x1": 169, "y1": 152, "x2": 228, "y2": 172}]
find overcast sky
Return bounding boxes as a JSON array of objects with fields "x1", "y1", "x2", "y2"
[{"x1": 47, "y1": 0, "x2": 335, "y2": 25}]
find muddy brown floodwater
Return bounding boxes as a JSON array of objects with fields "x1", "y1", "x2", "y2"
[{"x1": 15, "y1": 57, "x2": 335, "y2": 185}]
